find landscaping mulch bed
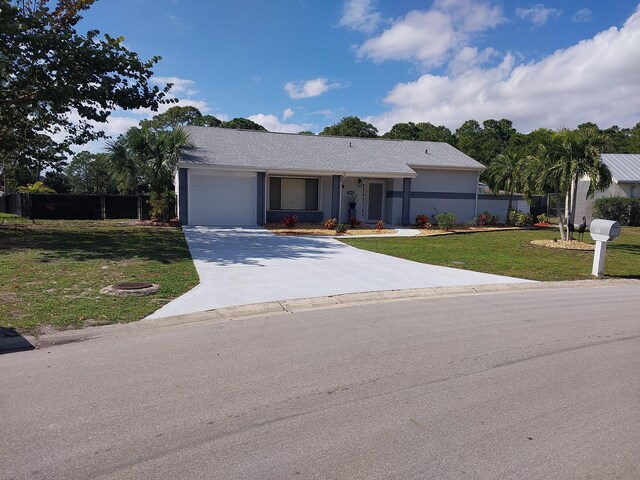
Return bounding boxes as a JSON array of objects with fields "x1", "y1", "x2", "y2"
[
  {"x1": 530, "y1": 239, "x2": 595, "y2": 251},
  {"x1": 264, "y1": 222, "x2": 397, "y2": 236},
  {"x1": 417, "y1": 225, "x2": 522, "y2": 236}
]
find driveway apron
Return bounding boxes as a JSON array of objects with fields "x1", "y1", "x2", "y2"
[{"x1": 148, "y1": 227, "x2": 534, "y2": 319}]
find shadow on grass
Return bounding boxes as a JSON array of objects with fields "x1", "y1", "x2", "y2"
[
  {"x1": 609, "y1": 243, "x2": 640, "y2": 255},
  {"x1": 0, "y1": 222, "x2": 190, "y2": 264}
]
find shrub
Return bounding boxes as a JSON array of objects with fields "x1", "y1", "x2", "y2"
[
  {"x1": 465, "y1": 217, "x2": 478, "y2": 227},
  {"x1": 536, "y1": 213, "x2": 549, "y2": 224},
  {"x1": 149, "y1": 190, "x2": 176, "y2": 222},
  {"x1": 281, "y1": 215, "x2": 299, "y2": 228},
  {"x1": 349, "y1": 217, "x2": 362, "y2": 227},
  {"x1": 508, "y1": 209, "x2": 534, "y2": 227},
  {"x1": 593, "y1": 197, "x2": 640, "y2": 226},
  {"x1": 375, "y1": 220, "x2": 385, "y2": 231},
  {"x1": 323, "y1": 217, "x2": 337, "y2": 230},
  {"x1": 17, "y1": 181, "x2": 56, "y2": 194},
  {"x1": 435, "y1": 212, "x2": 456, "y2": 230},
  {"x1": 335, "y1": 223, "x2": 347, "y2": 233},
  {"x1": 478, "y1": 211, "x2": 499, "y2": 226},
  {"x1": 415, "y1": 214, "x2": 431, "y2": 228}
]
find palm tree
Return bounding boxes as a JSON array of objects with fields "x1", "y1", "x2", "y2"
[
  {"x1": 107, "y1": 126, "x2": 190, "y2": 220},
  {"x1": 106, "y1": 135, "x2": 140, "y2": 194},
  {"x1": 485, "y1": 152, "x2": 523, "y2": 223},
  {"x1": 126, "y1": 126, "x2": 190, "y2": 196},
  {"x1": 535, "y1": 128, "x2": 611, "y2": 240}
]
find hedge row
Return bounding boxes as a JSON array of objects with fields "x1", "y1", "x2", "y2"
[{"x1": 593, "y1": 197, "x2": 640, "y2": 226}]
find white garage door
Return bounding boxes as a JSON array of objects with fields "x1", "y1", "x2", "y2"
[{"x1": 189, "y1": 171, "x2": 257, "y2": 226}]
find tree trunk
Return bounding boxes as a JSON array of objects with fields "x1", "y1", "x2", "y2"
[
  {"x1": 569, "y1": 175, "x2": 578, "y2": 227},
  {"x1": 557, "y1": 185, "x2": 567, "y2": 241},
  {"x1": 506, "y1": 192, "x2": 513, "y2": 224}
]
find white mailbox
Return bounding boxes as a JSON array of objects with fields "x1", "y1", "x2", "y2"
[
  {"x1": 589, "y1": 219, "x2": 621, "y2": 277},
  {"x1": 589, "y1": 219, "x2": 621, "y2": 242}
]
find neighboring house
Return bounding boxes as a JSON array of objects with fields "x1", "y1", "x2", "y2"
[
  {"x1": 175, "y1": 126, "x2": 513, "y2": 226},
  {"x1": 575, "y1": 153, "x2": 640, "y2": 223}
]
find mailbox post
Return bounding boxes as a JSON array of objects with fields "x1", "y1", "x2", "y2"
[{"x1": 589, "y1": 219, "x2": 621, "y2": 277}]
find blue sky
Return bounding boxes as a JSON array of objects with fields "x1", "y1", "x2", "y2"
[{"x1": 77, "y1": 0, "x2": 640, "y2": 143}]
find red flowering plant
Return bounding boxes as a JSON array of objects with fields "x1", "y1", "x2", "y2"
[{"x1": 281, "y1": 215, "x2": 299, "y2": 228}]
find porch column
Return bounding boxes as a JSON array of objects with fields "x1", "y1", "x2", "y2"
[
  {"x1": 331, "y1": 175, "x2": 341, "y2": 219},
  {"x1": 256, "y1": 172, "x2": 266, "y2": 225},
  {"x1": 402, "y1": 178, "x2": 411, "y2": 225},
  {"x1": 178, "y1": 168, "x2": 188, "y2": 225}
]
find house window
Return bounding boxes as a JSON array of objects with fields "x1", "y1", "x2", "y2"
[{"x1": 269, "y1": 177, "x2": 319, "y2": 210}]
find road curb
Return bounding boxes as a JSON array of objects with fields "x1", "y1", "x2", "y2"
[{"x1": 9, "y1": 278, "x2": 640, "y2": 352}]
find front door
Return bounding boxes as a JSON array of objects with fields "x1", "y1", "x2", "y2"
[{"x1": 365, "y1": 181, "x2": 385, "y2": 223}]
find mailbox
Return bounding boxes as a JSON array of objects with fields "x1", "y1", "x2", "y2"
[{"x1": 590, "y1": 219, "x2": 621, "y2": 242}]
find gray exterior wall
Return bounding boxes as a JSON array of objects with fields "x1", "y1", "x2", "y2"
[
  {"x1": 477, "y1": 195, "x2": 528, "y2": 223},
  {"x1": 575, "y1": 180, "x2": 633, "y2": 224},
  {"x1": 408, "y1": 169, "x2": 478, "y2": 223}
]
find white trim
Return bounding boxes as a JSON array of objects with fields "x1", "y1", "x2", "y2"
[
  {"x1": 178, "y1": 163, "x2": 415, "y2": 178},
  {"x1": 407, "y1": 164, "x2": 485, "y2": 173}
]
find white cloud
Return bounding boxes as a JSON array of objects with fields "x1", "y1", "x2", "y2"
[
  {"x1": 448, "y1": 46, "x2": 498, "y2": 76},
  {"x1": 284, "y1": 78, "x2": 340, "y2": 99},
  {"x1": 62, "y1": 78, "x2": 222, "y2": 153},
  {"x1": 247, "y1": 114, "x2": 313, "y2": 133},
  {"x1": 572, "y1": 8, "x2": 592, "y2": 23},
  {"x1": 516, "y1": 4, "x2": 562, "y2": 27},
  {"x1": 433, "y1": 0, "x2": 505, "y2": 33},
  {"x1": 356, "y1": 1, "x2": 504, "y2": 67},
  {"x1": 151, "y1": 76, "x2": 199, "y2": 97},
  {"x1": 282, "y1": 108, "x2": 295, "y2": 120},
  {"x1": 366, "y1": 6, "x2": 640, "y2": 134},
  {"x1": 338, "y1": 0, "x2": 381, "y2": 33},
  {"x1": 311, "y1": 109, "x2": 334, "y2": 116}
]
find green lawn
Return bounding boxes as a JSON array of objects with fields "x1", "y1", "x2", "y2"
[
  {"x1": 342, "y1": 227, "x2": 640, "y2": 281},
  {"x1": 0, "y1": 215, "x2": 198, "y2": 334}
]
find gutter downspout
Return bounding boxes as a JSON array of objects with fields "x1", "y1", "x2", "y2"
[
  {"x1": 474, "y1": 171, "x2": 480, "y2": 219},
  {"x1": 340, "y1": 173, "x2": 347, "y2": 223}
]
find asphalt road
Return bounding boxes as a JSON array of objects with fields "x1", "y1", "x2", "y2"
[{"x1": 1, "y1": 285, "x2": 639, "y2": 479}]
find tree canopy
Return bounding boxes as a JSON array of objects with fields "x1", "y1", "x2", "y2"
[
  {"x1": 0, "y1": 0, "x2": 172, "y2": 185},
  {"x1": 219, "y1": 117, "x2": 267, "y2": 131},
  {"x1": 319, "y1": 116, "x2": 378, "y2": 138},
  {"x1": 140, "y1": 106, "x2": 223, "y2": 131}
]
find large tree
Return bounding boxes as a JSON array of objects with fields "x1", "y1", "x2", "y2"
[
  {"x1": 320, "y1": 116, "x2": 378, "y2": 138},
  {"x1": 220, "y1": 117, "x2": 266, "y2": 131},
  {"x1": 65, "y1": 151, "x2": 118, "y2": 194},
  {"x1": 535, "y1": 128, "x2": 612, "y2": 240},
  {"x1": 0, "y1": 0, "x2": 172, "y2": 190},
  {"x1": 140, "y1": 106, "x2": 222, "y2": 131},
  {"x1": 383, "y1": 122, "x2": 456, "y2": 145},
  {"x1": 485, "y1": 152, "x2": 524, "y2": 222}
]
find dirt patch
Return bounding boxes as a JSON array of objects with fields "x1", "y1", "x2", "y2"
[{"x1": 530, "y1": 239, "x2": 595, "y2": 251}]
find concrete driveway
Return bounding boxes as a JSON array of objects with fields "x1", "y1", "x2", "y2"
[{"x1": 148, "y1": 227, "x2": 534, "y2": 319}]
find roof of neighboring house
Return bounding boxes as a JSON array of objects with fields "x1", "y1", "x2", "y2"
[
  {"x1": 180, "y1": 126, "x2": 485, "y2": 176},
  {"x1": 601, "y1": 153, "x2": 640, "y2": 183}
]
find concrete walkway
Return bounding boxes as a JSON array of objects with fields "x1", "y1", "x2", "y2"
[{"x1": 148, "y1": 227, "x2": 534, "y2": 319}]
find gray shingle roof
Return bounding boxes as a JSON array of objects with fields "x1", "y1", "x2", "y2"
[
  {"x1": 180, "y1": 126, "x2": 484, "y2": 176},
  {"x1": 601, "y1": 154, "x2": 640, "y2": 183}
]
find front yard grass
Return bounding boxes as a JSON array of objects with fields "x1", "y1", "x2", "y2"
[
  {"x1": 0, "y1": 217, "x2": 198, "y2": 335},
  {"x1": 342, "y1": 227, "x2": 640, "y2": 281}
]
